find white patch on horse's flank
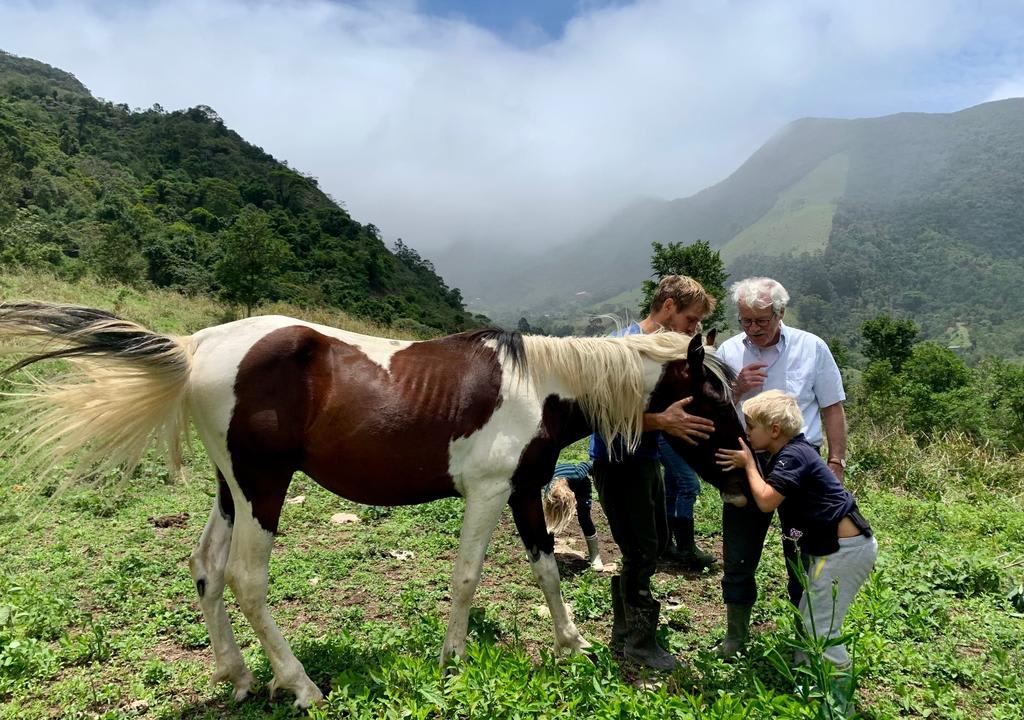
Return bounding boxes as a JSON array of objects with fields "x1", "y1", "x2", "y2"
[
  {"x1": 189, "y1": 319, "x2": 269, "y2": 471},
  {"x1": 447, "y1": 340, "x2": 540, "y2": 497}
]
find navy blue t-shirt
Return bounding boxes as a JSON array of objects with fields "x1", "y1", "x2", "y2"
[
  {"x1": 764, "y1": 434, "x2": 854, "y2": 554},
  {"x1": 588, "y1": 323, "x2": 660, "y2": 462}
]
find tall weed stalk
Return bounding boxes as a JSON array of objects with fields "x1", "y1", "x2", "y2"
[{"x1": 765, "y1": 538, "x2": 859, "y2": 720}]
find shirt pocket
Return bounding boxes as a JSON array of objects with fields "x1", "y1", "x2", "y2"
[{"x1": 786, "y1": 368, "x2": 815, "y2": 402}]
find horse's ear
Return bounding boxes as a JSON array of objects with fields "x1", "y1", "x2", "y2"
[
  {"x1": 687, "y1": 333, "x2": 705, "y2": 377},
  {"x1": 705, "y1": 328, "x2": 717, "y2": 348}
]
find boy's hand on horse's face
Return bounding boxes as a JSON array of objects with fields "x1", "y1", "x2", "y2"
[
  {"x1": 662, "y1": 397, "x2": 715, "y2": 445},
  {"x1": 716, "y1": 439, "x2": 752, "y2": 470}
]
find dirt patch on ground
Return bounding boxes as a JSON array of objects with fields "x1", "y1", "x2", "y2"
[
  {"x1": 149, "y1": 637, "x2": 210, "y2": 665},
  {"x1": 150, "y1": 512, "x2": 190, "y2": 528}
]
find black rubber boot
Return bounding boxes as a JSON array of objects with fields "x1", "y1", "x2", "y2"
[
  {"x1": 609, "y1": 575, "x2": 627, "y2": 652},
  {"x1": 713, "y1": 603, "x2": 752, "y2": 660},
  {"x1": 664, "y1": 517, "x2": 718, "y2": 570},
  {"x1": 623, "y1": 600, "x2": 678, "y2": 670}
]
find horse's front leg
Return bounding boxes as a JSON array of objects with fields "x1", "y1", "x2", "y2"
[
  {"x1": 440, "y1": 484, "x2": 510, "y2": 666},
  {"x1": 508, "y1": 490, "x2": 591, "y2": 655}
]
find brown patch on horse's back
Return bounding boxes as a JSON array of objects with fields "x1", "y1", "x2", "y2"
[
  {"x1": 228, "y1": 326, "x2": 506, "y2": 519},
  {"x1": 389, "y1": 332, "x2": 508, "y2": 438}
]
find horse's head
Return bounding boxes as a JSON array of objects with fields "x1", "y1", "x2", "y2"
[{"x1": 649, "y1": 333, "x2": 748, "y2": 503}]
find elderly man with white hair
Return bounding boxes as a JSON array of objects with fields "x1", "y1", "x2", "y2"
[{"x1": 712, "y1": 276, "x2": 848, "y2": 658}]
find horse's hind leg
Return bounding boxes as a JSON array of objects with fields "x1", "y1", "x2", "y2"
[
  {"x1": 440, "y1": 484, "x2": 510, "y2": 666},
  {"x1": 509, "y1": 490, "x2": 590, "y2": 654},
  {"x1": 223, "y1": 469, "x2": 323, "y2": 709},
  {"x1": 189, "y1": 472, "x2": 254, "y2": 701}
]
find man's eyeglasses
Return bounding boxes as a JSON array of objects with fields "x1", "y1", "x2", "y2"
[{"x1": 738, "y1": 312, "x2": 776, "y2": 328}]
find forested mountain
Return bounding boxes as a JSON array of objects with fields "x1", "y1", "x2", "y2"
[
  {"x1": 0, "y1": 51, "x2": 479, "y2": 333},
  {"x1": 451, "y1": 99, "x2": 1024, "y2": 359}
]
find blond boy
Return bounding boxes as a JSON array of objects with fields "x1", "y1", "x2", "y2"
[{"x1": 715, "y1": 390, "x2": 877, "y2": 673}]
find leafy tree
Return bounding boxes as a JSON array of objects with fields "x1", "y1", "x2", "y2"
[
  {"x1": 855, "y1": 338, "x2": 1003, "y2": 444},
  {"x1": 795, "y1": 294, "x2": 832, "y2": 335},
  {"x1": 215, "y1": 206, "x2": 292, "y2": 316},
  {"x1": 861, "y1": 316, "x2": 919, "y2": 372},
  {"x1": 860, "y1": 359, "x2": 900, "y2": 405},
  {"x1": 143, "y1": 221, "x2": 215, "y2": 294},
  {"x1": 640, "y1": 240, "x2": 728, "y2": 329},
  {"x1": 0, "y1": 209, "x2": 63, "y2": 270},
  {"x1": 827, "y1": 337, "x2": 850, "y2": 369},
  {"x1": 584, "y1": 317, "x2": 610, "y2": 336},
  {"x1": 975, "y1": 358, "x2": 1024, "y2": 449},
  {"x1": 89, "y1": 197, "x2": 155, "y2": 285},
  {"x1": 901, "y1": 342, "x2": 971, "y2": 394}
]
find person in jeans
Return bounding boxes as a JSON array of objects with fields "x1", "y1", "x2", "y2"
[
  {"x1": 658, "y1": 434, "x2": 717, "y2": 570},
  {"x1": 716, "y1": 390, "x2": 876, "y2": 715}
]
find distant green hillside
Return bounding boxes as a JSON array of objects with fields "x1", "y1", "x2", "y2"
[
  {"x1": 469, "y1": 99, "x2": 1024, "y2": 358},
  {"x1": 0, "y1": 51, "x2": 479, "y2": 333},
  {"x1": 720, "y1": 151, "x2": 848, "y2": 262}
]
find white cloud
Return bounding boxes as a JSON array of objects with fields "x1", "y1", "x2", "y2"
[
  {"x1": 0, "y1": 0, "x2": 1021, "y2": 261},
  {"x1": 987, "y1": 77, "x2": 1024, "y2": 102}
]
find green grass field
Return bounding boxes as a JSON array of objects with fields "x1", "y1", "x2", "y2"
[{"x1": 1, "y1": 274, "x2": 1022, "y2": 719}]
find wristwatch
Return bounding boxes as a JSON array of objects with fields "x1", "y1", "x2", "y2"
[{"x1": 828, "y1": 457, "x2": 847, "y2": 469}]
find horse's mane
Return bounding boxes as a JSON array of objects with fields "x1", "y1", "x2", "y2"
[
  {"x1": 519, "y1": 332, "x2": 733, "y2": 454},
  {"x1": 460, "y1": 327, "x2": 526, "y2": 374}
]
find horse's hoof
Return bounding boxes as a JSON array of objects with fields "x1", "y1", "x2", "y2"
[
  {"x1": 292, "y1": 683, "x2": 325, "y2": 709},
  {"x1": 555, "y1": 635, "x2": 592, "y2": 656},
  {"x1": 439, "y1": 643, "x2": 464, "y2": 674},
  {"x1": 229, "y1": 672, "x2": 254, "y2": 702},
  {"x1": 270, "y1": 674, "x2": 324, "y2": 708},
  {"x1": 440, "y1": 650, "x2": 465, "y2": 679},
  {"x1": 212, "y1": 665, "x2": 255, "y2": 702}
]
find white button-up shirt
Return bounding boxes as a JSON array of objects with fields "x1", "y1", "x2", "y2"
[{"x1": 716, "y1": 323, "x2": 845, "y2": 447}]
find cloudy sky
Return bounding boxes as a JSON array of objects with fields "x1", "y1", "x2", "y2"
[{"x1": 2, "y1": 0, "x2": 1023, "y2": 258}]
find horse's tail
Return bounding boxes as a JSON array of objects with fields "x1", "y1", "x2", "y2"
[
  {"x1": 542, "y1": 477, "x2": 577, "y2": 536},
  {"x1": 0, "y1": 302, "x2": 195, "y2": 480}
]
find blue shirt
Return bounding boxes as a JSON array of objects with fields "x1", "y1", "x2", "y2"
[
  {"x1": 765, "y1": 434, "x2": 855, "y2": 555},
  {"x1": 589, "y1": 322, "x2": 661, "y2": 461},
  {"x1": 552, "y1": 461, "x2": 593, "y2": 482},
  {"x1": 717, "y1": 322, "x2": 845, "y2": 446}
]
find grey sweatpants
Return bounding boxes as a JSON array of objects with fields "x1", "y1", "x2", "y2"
[{"x1": 799, "y1": 534, "x2": 879, "y2": 668}]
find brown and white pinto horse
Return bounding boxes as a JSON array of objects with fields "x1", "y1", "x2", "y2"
[{"x1": 0, "y1": 303, "x2": 746, "y2": 708}]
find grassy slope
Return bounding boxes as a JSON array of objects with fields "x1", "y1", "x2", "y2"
[
  {"x1": 720, "y1": 152, "x2": 849, "y2": 264},
  {"x1": 1, "y1": 275, "x2": 1022, "y2": 719},
  {"x1": 0, "y1": 272, "x2": 425, "y2": 340}
]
